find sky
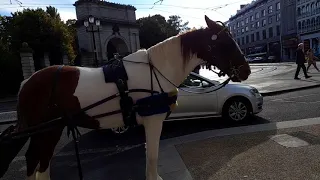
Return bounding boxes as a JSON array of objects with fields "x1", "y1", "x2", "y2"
[{"x1": 0, "y1": 0, "x2": 254, "y2": 28}]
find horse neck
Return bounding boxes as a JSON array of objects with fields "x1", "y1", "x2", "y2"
[{"x1": 147, "y1": 36, "x2": 203, "y2": 92}]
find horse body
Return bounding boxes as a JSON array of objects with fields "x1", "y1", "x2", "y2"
[{"x1": 0, "y1": 16, "x2": 251, "y2": 180}]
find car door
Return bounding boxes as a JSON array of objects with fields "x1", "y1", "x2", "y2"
[{"x1": 170, "y1": 74, "x2": 218, "y2": 118}]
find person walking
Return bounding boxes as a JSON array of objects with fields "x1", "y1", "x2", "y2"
[
  {"x1": 306, "y1": 48, "x2": 320, "y2": 72},
  {"x1": 294, "y1": 43, "x2": 312, "y2": 80}
]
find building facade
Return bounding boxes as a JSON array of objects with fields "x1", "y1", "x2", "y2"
[
  {"x1": 297, "y1": 0, "x2": 320, "y2": 56},
  {"x1": 228, "y1": 0, "x2": 282, "y2": 61},
  {"x1": 281, "y1": 0, "x2": 298, "y2": 61},
  {"x1": 74, "y1": 0, "x2": 140, "y2": 66}
]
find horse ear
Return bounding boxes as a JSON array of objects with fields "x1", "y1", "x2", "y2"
[{"x1": 205, "y1": 15, "x2": 218, "y2": 29}]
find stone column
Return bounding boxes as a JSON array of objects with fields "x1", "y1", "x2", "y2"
[
  {"x1": 44, "y1": 53, "x2": 50, "y2": 67},
  {"x1": 62, "y1": 54, "x2": 69, "y2": 65},
  {"x1": 20, "y1": 42, "x2": 35, "y2": 80}
]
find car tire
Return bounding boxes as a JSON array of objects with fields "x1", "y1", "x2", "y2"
[
  {"x1": 110, "y1": 126, "x2": 130, "y2": 134},
  {"x1": 222, "y1": 97, "x2": 252, "y2": 121}
]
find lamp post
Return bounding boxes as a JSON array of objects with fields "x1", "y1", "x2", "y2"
[{"x1": 84, "y1": 15, "x2": 100, "y2": 67}]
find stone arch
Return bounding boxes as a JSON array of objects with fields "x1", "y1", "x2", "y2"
[{"x1": 104, "y1": 35, "x2": 130, "y2": 60}]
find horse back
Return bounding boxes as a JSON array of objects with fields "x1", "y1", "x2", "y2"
[{"x1": 17, "y1": 65, "x2": 81, "y2": 128}]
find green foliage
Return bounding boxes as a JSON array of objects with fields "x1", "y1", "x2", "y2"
[
  {"x1": 137, "y1": 14, "x2": 190, "y2": 49},
  {"x1": 0, "y1": 7, "x2": 76, "y2": 97}
]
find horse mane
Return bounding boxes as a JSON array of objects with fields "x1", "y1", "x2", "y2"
[
  {"x1": 179, "y1": 27, "x2": 206, "y2": 65},
  {"x1": 145, "y1": 27, "x2": 206, "y2": 66}
]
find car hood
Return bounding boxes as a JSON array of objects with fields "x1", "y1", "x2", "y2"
[{"x1": 223, "y1": 82, "x2": 255, "y2": 90}]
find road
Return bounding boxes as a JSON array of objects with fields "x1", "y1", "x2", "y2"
[{"x1": 1, "y1": 87, "x2": 320, "y2": 179}]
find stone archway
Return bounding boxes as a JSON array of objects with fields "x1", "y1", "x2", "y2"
[{"x1": 107, "y1": 37, "x2": 129, "y2": 60}]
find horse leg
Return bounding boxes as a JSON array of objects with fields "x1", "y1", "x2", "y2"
[
  {"x1": 36, "y1": 128, "x2": 63, "y2": 180},
  {"x1": 25, "y1": 136, "x2": 41, "y2": 180},
  {"x1": 143, "y1": 117, "x2": 164, "y2": 180}
]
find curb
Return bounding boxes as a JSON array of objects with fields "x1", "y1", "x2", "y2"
[
  {"x1": 0, "y1": 119, "x2": 17, "y2": 126},
  {"x1": 261, "y1": 84, "x2": 320, "y2": 96}
]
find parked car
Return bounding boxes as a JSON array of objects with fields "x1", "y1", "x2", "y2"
[{"x1": 111, "y1": 72, "x2": 263, "y2": 134}]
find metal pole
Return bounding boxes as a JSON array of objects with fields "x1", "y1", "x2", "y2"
[
  {"x1": 280, "y1": 24, "x2": 283, "y2": 62},
  {"x1": 91, "y1": 26, "x2": 98, "y2": 67}
]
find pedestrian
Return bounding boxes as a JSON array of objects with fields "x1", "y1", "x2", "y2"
[
  {"x1": 294, "y1": 43, "x2": 312, "y2": 80},
  {"x1": 306, "y1": 48, "x2": 320, "y2": 72}
]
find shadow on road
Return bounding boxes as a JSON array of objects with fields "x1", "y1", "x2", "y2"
[{"x1": 50, "y1": 116, "x2": 271, "y2": 180}]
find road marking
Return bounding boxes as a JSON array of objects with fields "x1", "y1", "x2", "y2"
[
  {"x1": 270, "y1": 134, "x2": 309, "y2": 148},
  {"x1": 160, "y1": 116, "x2": 320, "y2": 147},
  {"x1": 0, "y1": 111, "x2": 17, "y2": 115},
  {"x1": 270, "y1": 93, "x2": 320, "y2": 102},
  {"x1": 271, "y1": 100, "x2": 320, "y2": 104}
]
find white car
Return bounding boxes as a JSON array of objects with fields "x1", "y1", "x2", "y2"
[{"x1": 112, "y1": 72, "x2": 263, "y2": 134}]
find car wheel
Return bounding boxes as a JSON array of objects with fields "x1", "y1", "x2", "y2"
[
  {"x1": 111, "y1": 126, "x2": 130, "y2": 134},
  {"x1": 223, "y1": 97, "x2": 252, "y2": 121}
]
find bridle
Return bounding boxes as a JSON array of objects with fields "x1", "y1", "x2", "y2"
[
  {"x1": 121, "y1": 21, "x2": 247, "y2": 95},
  {"x1": 206, "y1": 21, "x2": 246, "y2": 80},
  {"x1": 122, "y1": 22, "x2": 247, "y2": 95}
]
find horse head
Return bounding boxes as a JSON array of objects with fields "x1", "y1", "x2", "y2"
[{"x1": 180, "y1": 15, "x2": 251, "y2": 82}]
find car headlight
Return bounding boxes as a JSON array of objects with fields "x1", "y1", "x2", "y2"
[{"x1": 250, "y1": 88, "x2": 262, "y2": 97}]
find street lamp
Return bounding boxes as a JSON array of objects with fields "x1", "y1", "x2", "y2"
[{"x1": 84, "y1": 15, "x2": 100, "y2": 67}]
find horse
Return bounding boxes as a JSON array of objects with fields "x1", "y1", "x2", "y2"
[{"x1": 0, "y1": 15, "x2": 251, "y2": 180}]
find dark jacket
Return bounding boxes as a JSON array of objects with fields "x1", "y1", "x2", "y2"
[{"x1": 296, "y1": 49, "x2": 306, "y2": 64}]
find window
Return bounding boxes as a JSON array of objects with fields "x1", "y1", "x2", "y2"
[
  {"x1": 182, "y1": 75, "x2": 214, "y2": 88},
  {"x1": 276, "y1": 13, "x2": 281, "y2": 21},
  {"x1": 245, "y1": 26, "x2": 249, "y2": 32},
  {"x1": 246, "y1": 35, "x2": 249, "y2": 43},
  {"x1": 242, "y1": 37, "x2": 245, "y2": 45},
  {"x1": 241, "y1": 21, "x2": 244, "y2": 26},
  {"x1": 255, "y1": 12, "x2": 259, "y2": 19},
  {"x1": 276, "y1": 2, "x2": 280, "y2": 10},
  {"x1": 237, "y1": 38, "x2": 241, "y2": 45},
  {"x1": 241, "y1": 28, "x2": 245, "y2": 33},
  {"x1": 269, "y1": 27, "x2": 273, "y2": 37},
  {"x1": 251, "y1": 33, "x2": 255, "y2": 42},
  {"x1": 262, "y1": 19, "x2": 267, "y2": 26},
  {"x1": 251, "y1": 23, "x2": 255, "y2": 28},
  {"x1": 262, "y1": 9, "x2": 266, "y2": 17},
  {"x1": 311, "y1": 3, "x2": 316, "y2": 11},
  {"x1": 251, "y1": 15, "x2": 254, "y2": 21},
  {"x1": 276, "y1": 25, "x2": 280, "y2": 36},
  {"x1": 302, "y1": 6, "x2": 306, "y2": 14},
  {"x1": 256, "y1": 31, "x2": 260, "y2": 40},
  {"x1": 268, "y1": 17, "x2": 272, "y2": 24},
  {"x1": 298, "y1": 22, "x2": 302, "y2": 30},
  {"x1": 263, "y1": 30, "x2": 267, "y2": 39},
  {"x1": 237, "y1": 22, "x2": 240, "y2": 27},
  {"x1": 297, "y1": 7, "x2": 301, "y2": 16},
  {"x1": 268, "y1": 5, "x2": 273, "y2": 13},
  {"x1": 256, "y1": 21, "x2": 260, "y2": 28},
  {"x1": 246, "y1": 17, "x2": 249, "y2": 23},
  {"x1": 306, "y1": 4, "x2": 310, "y2": 13}
]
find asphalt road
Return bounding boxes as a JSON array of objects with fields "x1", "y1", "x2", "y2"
[{"x1": 1, "y1": 87, "x2": 320, "y2": 180}]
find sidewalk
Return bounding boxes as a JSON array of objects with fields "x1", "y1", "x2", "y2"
[
  {"x1": 159, "y1": 117, "x2": 320, "y2": 180},
  {"x1": 201, "y1": 62, "x2": 320, "y2": 96}
]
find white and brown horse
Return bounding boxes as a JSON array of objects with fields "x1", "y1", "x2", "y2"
[{"x1": 0, "y1": 15, "x2": 251, "y2": 180}]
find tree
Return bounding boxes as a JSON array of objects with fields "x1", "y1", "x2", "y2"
[
  {"x1": 137, "y1": 15, "x2": 168, "y2": 48},
  {"x1": 167, "y1": 15, "x2": 190, "y2": 36},
  {"x1": 0, "y1": 7, "x2": 76, "y2": 97},
  {"x1": 46, "y1": 6, "x2": 61, "y2": 20},
  {"x1": 137, "y1": 14, "x2": 190, "y2": 49}
]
